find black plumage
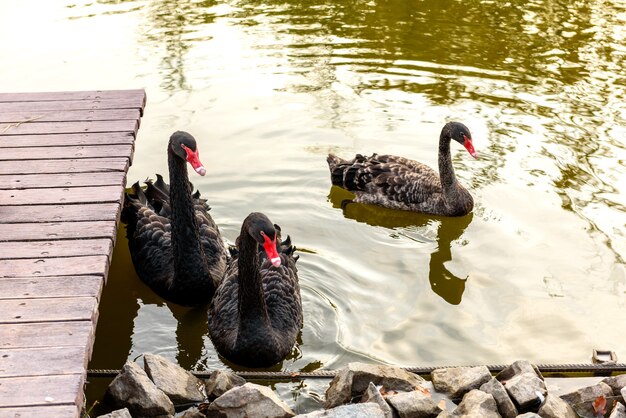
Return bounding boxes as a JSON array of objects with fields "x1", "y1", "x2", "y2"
[
  {"x1": 327, "y1": 122, "x2": 476, "y2": 217},
  {"x1": 122, "y1": 131, "x2": 228, "y2": 306},
  {"x1": 208, "y1": 212, "x2": 302, "y2": 368}
]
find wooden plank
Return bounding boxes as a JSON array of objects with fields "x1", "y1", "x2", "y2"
[
  {"x1": 0, "y1": 405, "x2": 79, "y2": 418},
  {"x1": 0, "y1": 172, "x2": 126, "y2": 190},
  {"x1": 0, "y1": 322, "x2": 93, "y2": 349},
  {"x1": 0, "y1": 204, "x2": 120, "y2": 223},
  {"x1": 0, "y1": 186, "x2": 123, "y2": 205},
  {"x1": 0, "y1": 89, "x2": 145, "y2": 102},
  {"x1": 0, "y1": 120, "x2": 138, "y2": 136},
  {"x1": 0, "y1": 256, "x2": 110, "y2": 278},
  {"x1": 0, "y1": 239, "x2": 112, "y2": 259},
  {"x1": 0, "y1": 276, "x2": 103, "y2": 299},
  {"x1": 0, "y1": 346, "x2": 88, "y2": 378},
  {"x1": 0, "y1": 98, "x2": 144, "y2": 114},
  {"x1": 0, "y1": 297, "x2": 97, "y2": 324},
  {"x1": 0, "y1": 374, "x2": 84, "y2": 408},
  {"x1": 0, "y1": 132, "x2": 135, "y2": 148},
  {"x1": 0, "y1": 220, "x2": 116, "y2": 241},
  {"x1": 0, "y1": 157, "x2": 129, "y2": 175},
  {"x1": 0, "y1": 108, "x2": 141, "y2": 123},
  {"x1": 0, "y1": 144, "x2": 133, "y2": 161}
]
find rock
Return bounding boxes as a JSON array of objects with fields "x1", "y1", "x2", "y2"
[
  {"x1": 295, "y1": 403, "x2": 386, "y2": 417},
  {"x1": 180, "y1": 407, "x2": 206, "y2": 418},
  {"x1": 450, "y1": 389, "x2": 500, "y2": 417},
  {"x1": 516, "y1": 414, "x2": 541, "y2": 417},
  {"x1": 98, "y1": 408, "x2": 133, "y2": 418},
  {"x1": 609, "y1": 402, "x2": 626, "y2": 418},
  {"x1": 105, "y1": 361, "x2": 175, "y2": 417},
  {"x1": 143, "y1": 353, "x2": 205, "y2": 404},
  {"x1": 361, "y1": 382, "x2": 396, "y2": 418},
  {"x1": 603, "y1": 375, "x2": 626, "y2": 396},
  {"x1": 503, "y1": 372, "x2": 547, "y2": 410},
  {"x1": 436, "y1": 412, "x2": 452, "y2": 418},
  {"x1": 496, "y1": 361, "x2": 543, "y2": 383},
  {"x1": 537, "y1": 394, "x2": 577, "y2": 418},
  {"x1": 205, "y1": 369, "x2": 247, "y2": 400},
  {"x1": 386, "y1": 390, "x2": 440, "y2": 418},
  {"x1": 431, "y1": 366, "x2": 492, "y2": 399},
  {"x1": 324, "y1": 363, "x2": 425, "y2": 408},
  {"x1": 560, "y1": 381, "x2": 613, "y2": 405},
  {"x1": 206, "y1": 382, "x2": 295, "y2": 418},
  {"x1": 479, "y1": 378, "x2": 517, "y2": 418}
]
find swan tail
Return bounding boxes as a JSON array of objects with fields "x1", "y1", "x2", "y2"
[{"x1": 327, "y1": 153, "x2": 375, "y2": 191}]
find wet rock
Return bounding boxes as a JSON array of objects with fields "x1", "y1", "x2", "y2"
[
  {"x1": 206, "y1": 382, "x2": 295, "y2": 418},
  {"x1": 106, "y1": 361, "x2": 175, "y2": 417},
  {"x1": 143, "y1": 353, "x2": 205, "y2": 404},
  {"x1": 98, "y1": 408, "x2": 132, "y2": 418},
  {"x1": 603, "y1": 375, "x2": 626, "y2": 396},
  {"x1": 537, "y1": 394, "x2": 577, "y2": 418},
  {"x1": 180, "y1": 407, "x2": 206, "y2": 418},
  {"x1": 503, "y1": 372, "x2": 547, "y2": 410},
  {"x1": 479, "y1": 377, "x2": 517, "y2": 418},
  {"x1": 324, "y1": 363, "x2": 425, "y2": 408},
  {"x1": 431, "y1": 366, "x2": 492, "y2": 399},
  {"x1": 360, "y1": 382, "x2": 396, "y2": 418},
  {"x1": 295, "y1": 403, "x2": 386, "y2": 417},
  {"x1": 450, "y1": 389, "x2": 500, "y2": 417},
  {"x1": 205, "y1": 369, "x2": 247, "y2": 400},
  {"x1": 386, "y1": 390, "x2": 440, "y2": 418},
  {"x1": 560, "y1": 381, "x2": 613, "y2": 406},
  {"x1": 496, "y1": 361, "x2": 543, "y2": 383},
  {"x1": 609, "y1": 402, "x2": 626, "y2": 418}
]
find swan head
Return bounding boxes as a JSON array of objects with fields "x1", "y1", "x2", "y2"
[
  {"x1": 445, "y1": 122, "x2": 477, "y2": 159},
  {"x1": 170, "y1": 131, "x2": 207, "y2": 175},
  {"x1": 246, "y1": 212, "x2": 282, "y2": 268}
]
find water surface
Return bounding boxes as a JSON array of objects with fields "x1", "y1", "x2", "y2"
[{"x1": 2, "y1": 0, "x2": 626, "y2": 413}]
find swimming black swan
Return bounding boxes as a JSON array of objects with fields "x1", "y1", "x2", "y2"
[
  {"x1": 327, "y1": 121, "x2": 477, "y2": 217},
  {"x1": 208, "y1": 212, "x2": 302, "y2": 368},
  {"x1": 122, "y1": 131, "x2": 228, "y2": 306}
]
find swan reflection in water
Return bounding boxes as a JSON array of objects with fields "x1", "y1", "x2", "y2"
[{"x1": 328, "y1": 185, "x2": 472, "y2": 305}]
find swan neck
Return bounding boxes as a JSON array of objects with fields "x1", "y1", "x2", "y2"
[
  {"x1": 168, "y1": 147, "x2": 209, "y2": 284},
  {"x1": 237, "y1": 228, "x2": 268, "y2": 322},
  {"x1": 438, "y1": 134, "x2": 457, "y2": 188}
]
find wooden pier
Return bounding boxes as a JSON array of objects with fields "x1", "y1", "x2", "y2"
[{"x1": 0, "y1": 90, "x2": 146, "y2": 418}]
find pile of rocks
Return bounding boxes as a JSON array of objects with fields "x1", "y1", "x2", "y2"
[{"x1": 98, "y1": 356, "x2": 626, "y2": 418}]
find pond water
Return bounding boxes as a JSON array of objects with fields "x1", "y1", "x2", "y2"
[{"x1": 3, "y1": 0, "x2": 626, "y2": 413}]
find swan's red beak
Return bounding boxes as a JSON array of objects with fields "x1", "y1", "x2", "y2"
[
  {"x1": 181, "y1": 144, "x2": 206, "y2": 176},
  {"x1": 463, "y1": 135, "x2": 477, "y2": 158},
  {"x1": 262, "y1": 232, "x2": 281, "y2": 268}
]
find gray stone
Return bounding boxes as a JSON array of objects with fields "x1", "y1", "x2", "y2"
[
  {"x1": 206, "y1": 382, "x2": 295, "y2": 418},
  {"x1": 537, "y1": 394, "x2": 577, "y2": 418},
  {"x1": 180, "y1": 407, "x2": 207, "y2": 418},
  {"x1": 361, "y1": 382, "x2": 395, "y2": 418},
  {"x1": 105, "y1": 361, "x2": 175, "y2": 417},
  {"x1": 205, "y1": 369, "x2": 247, "y2": 400},
  {"x1": 143, "y1": 353, "x2": 205, "y2": 404},
  {"x1": 386, "y1": 390, "x2": 440, "y2": 418},
  {"x1": 324, "y1": 363, "x2": 425, "y2": 408},
  {"x1": 295, "y1": 403, "x2": 386, "y2": 417},
  {"x1": 431, "y1": 366, "x2": 492, "y2": 399},
  {"x1": 436, "y1": 412, "x2": 452, "y2": 418},
  {"x1": 450, "y1": 389, "x2": 500, "y2": 417},
  {"x1": 504, "y1": 372, "x2": 547, "y2": 410},
  {"x1": 604, "y1": 375, "x2": 626, "y2": 395},
  {"x1": 516, "y1": 414, "x2": 541, "y2": 417},
  {"x1": 609, "y1": 402, "x2": 626, "y2": 418},
  {"x1": 98, "y1": 408, "x2": 133, "y2": 418},
  {"x1": 560, "y1": 381, "x2": 613, "y2": 405},
  {"x1": 479, "y1": 377, "x2": 517, "y2": 418},
  {"x1": 496, "y1": 360, "x2": 543, "y2": 383}
]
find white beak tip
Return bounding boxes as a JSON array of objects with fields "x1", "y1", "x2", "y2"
[
  {"x1": 270, "y1": 257, "x2": 281, "y2": 267},
  {"x1": 195, "y1": 166, "x2": 207, "y2": 176}
]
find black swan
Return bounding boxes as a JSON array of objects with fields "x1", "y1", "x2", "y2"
[
  {"x1": 327, "y1": 121, "x2": 477, "y2": 217},
  {"x1": 208, "y1": 212, "x2": 302, "y2": 368},
  {"x1": 122, "y1": 131, "x2": 228, "y2": 306}
]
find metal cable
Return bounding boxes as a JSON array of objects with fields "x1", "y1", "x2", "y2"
[{"x1": 87, "y1": 362, "x2": 626, "y2": 380}]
